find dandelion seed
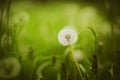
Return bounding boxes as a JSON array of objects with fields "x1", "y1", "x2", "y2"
[
  {"x1": 58, "y1": 26, "x2": 78, "y2": 46},
  {"x1": 0, "y1": 57, "x2": 21, "y2": 79}
]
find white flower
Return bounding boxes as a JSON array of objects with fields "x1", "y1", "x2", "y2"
[
  {"x1": 58, "y1": 26, "x2": 78, "y2": 46},
  {"x1": 0, "y1": 57, "x2": 21, "y2": 79},
  {"x1": 73, "y1": 50, "x2": 83, "y2": 61},
  {"x1": 98, "y1": 41, "x2": 103, "y2": 46}
]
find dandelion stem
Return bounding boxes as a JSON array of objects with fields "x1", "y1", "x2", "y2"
[{"x1": 68, "y1": 40, "x2": 83, "y2": 80}]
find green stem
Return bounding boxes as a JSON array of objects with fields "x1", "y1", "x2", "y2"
[
  {"x1": 68, "y1": 42, "x2": 83, "y2": 80},
  {"x1": 7, "y1": 0, "x2": 12, "y2": 27},
  {"x1": 87, "y1": 27, "x2": 97, "y2": 53}
]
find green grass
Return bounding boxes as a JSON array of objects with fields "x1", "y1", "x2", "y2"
[{"x1": 0, "y1": 1, "x2": 120, "y2": 80}]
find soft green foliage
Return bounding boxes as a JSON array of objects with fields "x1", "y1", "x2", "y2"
[{"x1": 0, "y1": 1, "x2": 120, "y2": 80}]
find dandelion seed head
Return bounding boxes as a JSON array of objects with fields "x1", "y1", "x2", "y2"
[
  {"x1": 58, "y1": 26, "x2": 78, "y2": 46},
  {"x1": 0, "y1": 57, "x2": 21, "y2": 79},
  {"x1": 73, "y1": 50, "x2": 83, "y2": 61}
]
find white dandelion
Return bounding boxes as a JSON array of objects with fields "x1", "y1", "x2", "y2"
[
  {"x1": 73, "y1": 50, "x2": 83, "y2": 61},
  {"x1": 58, "y1": 26, "x2": 83, "y2": 79},
  {"x1": 58, "y1": 26, "x2": 78, "y2": 46},
  {"x1": 0, "y1": 57, "x2": 21, "y2": 79}
]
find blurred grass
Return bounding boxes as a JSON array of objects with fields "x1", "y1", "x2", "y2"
[
  {"x1": 1, "y1": 1, "x2": 120, "y2": 80},
  {"x1": 10, "y1": 1, "x2": 109, "y2": 57}
]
